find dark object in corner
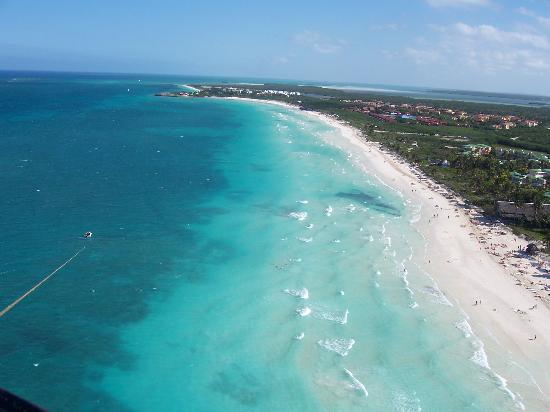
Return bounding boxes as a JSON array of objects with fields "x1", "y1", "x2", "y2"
[
  {"x1": 0, "y1": 388, "x2": 45, "y2": 412},
  {"x1": 526, "y1": 243, "x2": 539, "y2": 255}
]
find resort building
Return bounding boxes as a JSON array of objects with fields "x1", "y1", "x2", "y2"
[
  {"x1": 463, "y1": 144, "x2": 492, "y2": 156},
  {"x1": 522, "y1": 120, "x2": 539, "y2": 127}
]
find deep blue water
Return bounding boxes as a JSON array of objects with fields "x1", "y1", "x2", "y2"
[{"x1": 0, "y1": 72, "x2": 241, "y2": 409}]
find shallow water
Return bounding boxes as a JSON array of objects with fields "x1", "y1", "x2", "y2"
[{"x1": 0, "y1": 73, "x2": 529, "y2": 411}]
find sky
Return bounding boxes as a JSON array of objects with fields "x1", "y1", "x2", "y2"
[{"x1": 2, "y1": 0, "x2": 550, "y2": 95}]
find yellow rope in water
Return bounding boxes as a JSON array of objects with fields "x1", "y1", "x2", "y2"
[{"x1": 0, "y1": 246, "x2": 86, "y2": 318}]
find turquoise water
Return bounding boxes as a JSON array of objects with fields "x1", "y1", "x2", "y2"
[{"x1": 0, "y1": 73, "x2": 526, "y2": 411}]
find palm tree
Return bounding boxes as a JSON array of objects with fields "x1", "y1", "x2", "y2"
[
  {"x1": 533, "y1": 191, "x2": 545, "y2": 224},
  {"x1": 544, "y1": 230, "x2": 550, "y2": 253}
]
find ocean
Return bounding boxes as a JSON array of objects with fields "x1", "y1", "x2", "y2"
[{"x1": 0, "y1": 72, "x2": 529, "y2": 411}]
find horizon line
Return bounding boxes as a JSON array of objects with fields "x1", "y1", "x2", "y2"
[{"x1": 1, "y1": 68, "x2": 550, "y2": 100}]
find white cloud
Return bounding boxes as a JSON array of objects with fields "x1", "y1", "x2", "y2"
[
  {"x1": 272, "y1": 56, "x2": 289, "y2": 64},
  {"x1": 404, "y1": 22, "x2": 550, "y2": 74},
  {"x1": 517, "y1": 7, "x2": 550, "y2": 29},
  {"x1": 293, "y1": 30, "x2": 346, "y2": 54},
  {"x1": 425, "y1": 0, "x2": 490, "y2": 7},
  {"x1": 370, "y1": 23, "x2": 400, "y2": 31},
  {"x1": 405, "y1": 47, "x2": 441, "y2": 64},
  {"x1": 453, "y1": 22, "x2": 550, "y2": 49}
]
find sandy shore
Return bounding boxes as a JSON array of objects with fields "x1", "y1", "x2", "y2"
[
  {"x1": 179, "y1": 84, "x2": 201, "y2": 92},
  {"x1": 311, "y1": 108, "x2": 550, "y2": 410},
  {"x1": 225, "y1": 97, "x2": 550, "y2": 409}
]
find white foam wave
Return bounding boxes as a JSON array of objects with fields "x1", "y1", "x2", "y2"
[
  {"x1": 297, "y1": 237, "x2": 313, "y2": 243},
  {"x1": 295, "y1": 332, "x2": 305, "y2": 340},
  {"x1": 422, "y1": 285, "x2": 453, "y2": 306},
  {"x1": 296, "y1": 306, "x2": 312, "y2": 317},
  {"x1": 284, "y1": 287, "x2": 309, "y2": 299},
  {"x1": 401, "y1": 272, "x2": 409, "y2": 286},
  {"x1": 494, "y1": 374, "x2": 525, "y2": 410},
  {"x1": 344, "y1": 368, "x2": 368, "y2": 398},
  {"x1": 409, "y1": 213, "x2": 422, "y2": 224},
  {"x1": 346, "y1": 204, "x2": 356, "y2": 212},
  {"x1": 317, "y1": 338, "x2": 355, "y2": 356},
  {"x1": 400, "y1": 260, "x2": 416, "y2": 304},
  {"x1": 325, "y1": 205, "x2": 333, "y2": 216},
  {"x1": 461, "y1": 320, "x2": 526, "y2": 410},
  {"x1": 315, "y1": 309, "x2": 349, "y2": 325},
  {"x1": 306, "y1": 223, "x2": 314, "y2": 229},
  {"x1": 471, "y1": 347, "x2": 490, "y2": 369},
  {"x1": 297, "y1": 200, "x2": 309, "y2": 204},
  {"x1": 289, "y1": 211, "x2": 308, "y2": 221},
  {"x1": 392, "y1": 390, "x2": 422, "y2": 412},
  {"x1": 455, "y1": 319, "x2": 473, "y2": 338}
]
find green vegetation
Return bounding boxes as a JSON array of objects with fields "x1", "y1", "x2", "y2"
[{"x1": 187, "y1": 84, "x2": 550, "y2": 241}]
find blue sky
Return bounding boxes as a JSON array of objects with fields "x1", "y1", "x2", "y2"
[{"x1": 2, "y1": 0, "x2": 550, "y2": 94}]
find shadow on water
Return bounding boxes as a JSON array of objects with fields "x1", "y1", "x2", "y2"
[
  {"x1": 336, "y1": 189, "x2": 401, "y2": 216},
  {"x1": 0, "y1": 221, "x2": 218, "y2": 411},
  {"x1": 209, "y1": 364, "x2": 265, "y2": 407}
]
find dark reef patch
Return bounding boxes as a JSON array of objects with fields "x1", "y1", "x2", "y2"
[{"x1": 336, "y1": 190, "x2": 401, "y2": 216}]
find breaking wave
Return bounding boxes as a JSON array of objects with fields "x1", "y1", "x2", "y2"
[
  {"x1": 284, "y1": 287, "x2": 309, "y2": 299},
  {"x1": 289, "y1": 211, "x2": 308, "y2": 221},
  {"x1": 317, "y1": 338, "x2": 356, "y2": 356},
  {"x1": 344, "y1": 368, "x2": 368, "y2": 398}
]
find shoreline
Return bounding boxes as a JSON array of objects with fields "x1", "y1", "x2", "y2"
[
  {"x1": 222, "y1": 97, "x2": 550, "y2": 408},
  {"x1": 179, "y1": 84, "x2": 201, "y2": 92}
]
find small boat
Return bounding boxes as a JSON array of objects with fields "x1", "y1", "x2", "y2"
[{"x1": 83, "y1": 231, "x2": 93, "y2": 238}]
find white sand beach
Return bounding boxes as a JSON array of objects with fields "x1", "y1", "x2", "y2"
[
  {"x1": 229, "y1": 97, "x2": 550, "y2": 409},
  {"x1": 314, "y1": 108, "x2": 550, "y2": 409}
]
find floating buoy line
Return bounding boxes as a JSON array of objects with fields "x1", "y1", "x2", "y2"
[{"x1": 0, "y1": 246, "x2": 87, "y2": 318}]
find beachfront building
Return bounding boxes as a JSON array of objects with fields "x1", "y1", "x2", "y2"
[
  {"x1": 496, "y1": 201, "x2": 550, "y2": 221},
  {"x1": 509, "y1": 169, "x2": 550, "y2": 188},
  {"x1": 522, "y1": 119, "x2": 539, "y2": 127},
  {"x1": 417, "y1": 116, "x2": 445, "y2": 126},
  {"x1": 369, "y1": 113, "x2": 397, "y2": 123},
  {"x1": 473, "y1": 114, "x2": 491, "y2": 123},
  {"x1": 463, "y1": 144, "x2": 492, "y2": 156},
  {"x1": 495, "y1": 147, "x2": 550, "y2": 163},
  {"x1": 527, "y1": 169, "x2": 549, "y2": 187},
  {"x1": 510, "y1": 172, "x2": 526, "y2": 184}
]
